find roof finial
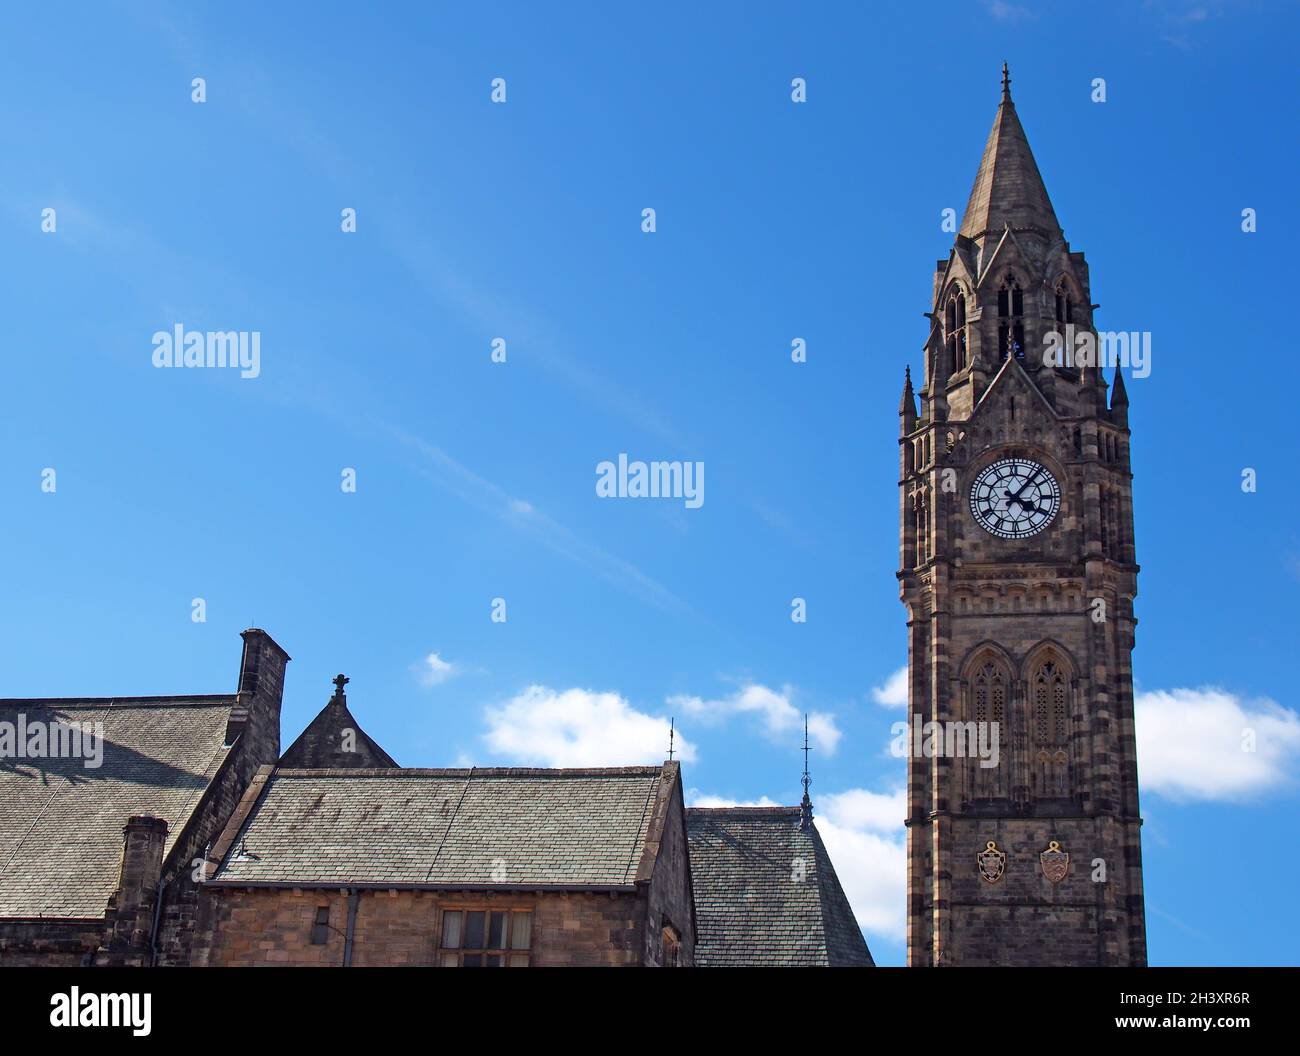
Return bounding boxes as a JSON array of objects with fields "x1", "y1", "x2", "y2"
[
  {"x1": 798, "y1": 714, "x2": 814, "y2": 831},
  {"x1": 332, "y1": 673, "x2": 349, "y2": 700},
  {"x1": 667, "y1": 717, "x2": 676, "y2": 761},
  {"x1": 1001, "y1": 61, "x2": 1012, "y2": 101}
]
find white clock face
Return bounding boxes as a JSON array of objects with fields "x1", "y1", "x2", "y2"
[{"x1": 969, "y1": 458, "x2": 1061, "y2": 539}]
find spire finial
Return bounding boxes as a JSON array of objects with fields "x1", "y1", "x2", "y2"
[
  {"x1": 1001, "y1": 61, "x2": 1011, "y2": 100},
  {"x1": 798, "y1": 714, "x2": 814, "y2": 831},
  {"x1": 332, "y1": 673, "x2": 349, "y2": 700},
  {"x1": 900, "y1": 365, "x2": 917, "y2": 421},
  {"x1": 667, "y1": 717, "x2": 675, "y2": 761}
]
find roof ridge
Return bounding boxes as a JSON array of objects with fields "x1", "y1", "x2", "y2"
[
  {"x1": 0, "y1": 695, "x2": 237, "y2": 707},
  {"x1": 685, "y1": 805, "x2": 800, "y2": 816},
  {"x1": 624, "y1": 770, "x2": 660, "y2": 883},
  {"x1": 273, "y1": 765, "x2": 666, "y2": 778},
  {"x1": 808, "y1": 822, "x2": 875, "y2": 966}
]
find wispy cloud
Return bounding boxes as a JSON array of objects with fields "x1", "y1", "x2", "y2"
[
  {"x1": 983, "y1": 0, "x2": 1038, "y2": 21},
  {"x1": 1145, "y1": 0, "x2": 1225, "y2": 49},
  {"x1": 388, "y1": 426, "x2": 689, "y2": 615},
  {"x1": 1148, "y1": 904, "x2": 1211, "y2": 942},
  {"x1": 670, "y1": 683, "x2": 840, "y2": 754},
  {"x1": 415, "y1": 652, "x2": 457, "y2": 687}
]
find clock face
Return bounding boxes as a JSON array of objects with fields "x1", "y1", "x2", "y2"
[{"x1": 969, "y1": 458, "x2": 1061, "y2": 539}]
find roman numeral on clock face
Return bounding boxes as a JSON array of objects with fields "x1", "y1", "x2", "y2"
[{"x1": 968, "y1": 457, "x2": 1061, "y2": 539}]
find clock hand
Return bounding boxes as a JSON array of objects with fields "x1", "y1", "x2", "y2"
[{"x1": 1006, "y1": 471, "x2": 1044, "y2": 503}]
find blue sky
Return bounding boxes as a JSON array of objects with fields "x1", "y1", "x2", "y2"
[{"x1": 1, "y1": 1, "x2": 1297, "y2": 966}]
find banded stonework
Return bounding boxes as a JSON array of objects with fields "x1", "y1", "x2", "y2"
[{"x1": 899, "y1": 68, "x2": 1147, "y2": 967}]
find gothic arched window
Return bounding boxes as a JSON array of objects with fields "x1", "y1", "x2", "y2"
[
  {"x1": 966, "y1": 658, "x2": 1010, "y2": 801},
  {"x1": 998, "y1": 276, "x2": 1024, "y2": 361},
  {"x1": 1054, "y1": 280, "x2": 1075, "y2": 326},
  {"x1": 945, "y1": 290, "x2": 967, "y2": 374},
  {"x1": 1029, "y1": 654, "x2": 1071, "y2": 799}
]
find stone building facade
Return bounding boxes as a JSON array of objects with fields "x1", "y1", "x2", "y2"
[
  {"x1": 195, "y1": 761, "x2": 697, "y2": 967},
  {"x1": 0, "y1": 629, "x2": 288, "y2": 966},
  {"x1": 0, "y1": 630, "x2": 866, "y2": 967},
  {"x1": 899, "y1": 67, "x2": 1147, "y2": 966}
]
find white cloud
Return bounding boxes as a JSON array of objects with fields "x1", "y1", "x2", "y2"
[
  {"x1": 417, "y1": 652, "x2": 456, "y2": 687},
  {"x1": 686, "y1": 792, "x2": 781, "y2": 808},
  {"x1": 1135, "y1": 686, "x2": 1300, "y2": 802},
  {"x1": 483, "y1": 685, "x2": 695, "y2": 767},
  {"x1": 871, "y1": 666, "x2": 908, "y2": 708},
  {"x1": 669, "y1": 683, "x2": 840, "y2": 754},
  {"x1": 816, "y1": 788, "x2": 907, "y2": 940}
]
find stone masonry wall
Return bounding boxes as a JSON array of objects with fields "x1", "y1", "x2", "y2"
[{"x1": 199, "y1": 887, "x2": 652, "y2": 967}]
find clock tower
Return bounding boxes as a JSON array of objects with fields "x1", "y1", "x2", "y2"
[{"x1": 899, "y1": 66, "x2": 1147, "y2": 966}]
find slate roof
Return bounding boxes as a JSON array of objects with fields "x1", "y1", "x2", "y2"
[
  {"x1": 685, "y1": 806, "x2": 873, "y2": 966},
  {"x1": 210, "y1": 766, "x2": 668, "y2": 889},
  {"x1": 0, "y1": 697, "x2": 236, "y2": 918}
]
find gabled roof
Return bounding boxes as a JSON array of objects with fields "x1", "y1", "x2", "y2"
[
  {"x1": 278, "y1": 677, "x2": 398, "y2": 768},
  {"x1": 974, "y1": 353, "x2": 1060, "y2": 421},
  {"x1": 209, "y1": 765, "x2": 676, "y2": 890},
  {"x1": 685, "y1": 806, "x2": 873, "y2": 966},
  {"x1": 0, "y1": 697, "x2": 237, "y2": 918},
  {"x1": 959, "y1": 78, "x2": 1062, "y2": 243}
]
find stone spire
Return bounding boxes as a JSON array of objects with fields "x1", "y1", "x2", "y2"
[
  {"x1": 1110, "y1": 365, "x2": 1129, "y2": 427},
  {"x1": 1110, "y1": 365, "x2": 1129, "y2": 407},
  {"x1": 959, "y1": 64, "x2": 1063, "y2": 242},
  {"x1": 899, "y1": 365, "x2": 917, "y2": 426}
]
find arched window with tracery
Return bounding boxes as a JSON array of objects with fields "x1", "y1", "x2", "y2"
[
  {"x1": 966, "y1": 658, "x2": 1009, "y2": 801},
  {"x1": 1029, "y1": 653, "x2": 1072, "y2": 798},
  {"x1": 997, "y1": 275, "x2": 1024, "y2": 361},
  {"x1": 945, "y1": 289, "x2": 967, "y2": 374}
]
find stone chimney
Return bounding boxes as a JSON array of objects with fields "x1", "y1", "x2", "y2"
[
  {"x1": 225, "y1": 628, "x2": 291, "y2": 769},
  {"x1": 99, "y1": 814, "x2": 169, "y2": 965}
]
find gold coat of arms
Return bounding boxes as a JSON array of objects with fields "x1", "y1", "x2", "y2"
[
  {"x1": 977, "y1": 840, "x2": 1006, "y2": 883},
  {"x1": 1040, "y1": 840, "x2": 1069, "y2": 884}
]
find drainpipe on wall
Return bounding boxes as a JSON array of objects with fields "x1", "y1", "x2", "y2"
[
  {"x1": 342, "y1": 890, "x2": 360, "y2": 967},
  {"x1": 147, "y1": 874, "x2": 166, "y2": 967}
]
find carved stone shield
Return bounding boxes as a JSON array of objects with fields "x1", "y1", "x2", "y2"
[
  {"x1": 977, "y1": 840, "x2": 1006, "y2": 884},
  {"x1": 1040, "y1": 840, "x2": 1069, "y2": 884}
]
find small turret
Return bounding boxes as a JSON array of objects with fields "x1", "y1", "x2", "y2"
[
  {"x1": 899, "y1": 366, "x2": 917, "y2": 434},
  {"x1": 1110, "y1": 366, "x2": 1129, "y2": 427}
]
